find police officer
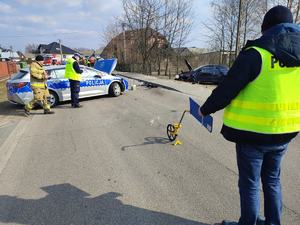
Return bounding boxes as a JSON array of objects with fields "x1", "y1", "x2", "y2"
[
  {"x1": 65, "y1": 53, "x2": 83, "y2": 108},
  {"x1": 24, "y1": 55, "x2": 54, "y2": 115},
  {"x1": 199, "y1": 6, "x2": 300, "y2": 225}
]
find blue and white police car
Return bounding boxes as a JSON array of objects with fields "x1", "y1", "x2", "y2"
[{"x1": 6, "y1": 65, "x2": 129, "y2": 107}]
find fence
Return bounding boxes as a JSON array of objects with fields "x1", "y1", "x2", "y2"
[{"x1": 0, "y1": 62, "x2": 18, "y2": 79}]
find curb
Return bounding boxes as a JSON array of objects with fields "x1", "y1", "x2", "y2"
[{"x1": 0, "y1": 119, "x2": 28, "y2": 175}]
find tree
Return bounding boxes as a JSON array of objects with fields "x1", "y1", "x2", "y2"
[
  {"x1": 121, "y1": 0, "x2": 193, "y2": 75},
  {"x1": 122, "y1": 0, "x2": 162, "y2": 74},
  {"x1": 206, "y1": 0, "x2": 265, "y2": 66},
  {"x1": 25, "y1": 43, "x2": 38, "y2": 54},
  {"x1": 101, "y1": 18, "x2": 124, "y2": 46},
  {"x1": 159, "y1": 0, "x2": 193, "y2": 76}
]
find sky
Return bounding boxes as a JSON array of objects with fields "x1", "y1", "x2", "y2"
[{"x1": 0, "y1": 0, "x2": 212, "y2": 52}]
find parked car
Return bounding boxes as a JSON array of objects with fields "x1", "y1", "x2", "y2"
[
  {"x1": 175, "y1": 61, "x2": 229, "y2": 84},
  {"x1": 189, "y1": 64, "x2": 229, "y2": 84},
  {"x1": 43, "y1": 54, "x2": 54, "y2": 66},
  {"x1": 6, "y1": 65, "x2": 129, "y2": 107}
]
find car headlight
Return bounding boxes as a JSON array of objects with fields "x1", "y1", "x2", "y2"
[{"x1": 175, "y1": 75, "x2": 179, "y2": 79}]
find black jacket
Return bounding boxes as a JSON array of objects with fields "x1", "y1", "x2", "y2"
[
  {"x1": 72, "y1": 57, "x2": 83, "y2": 74},
  {"x1": 200, "y1": 23, "x2": 300, "y2": 144}
]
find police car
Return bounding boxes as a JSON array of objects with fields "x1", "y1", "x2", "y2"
[{"x1": 6, "y1": 65, "x2": 129, "y2": 107}]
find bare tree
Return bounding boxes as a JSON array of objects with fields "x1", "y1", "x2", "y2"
[
  {"x1": 101, "y1": 18, "x2": 124, "y2": 46},
  {"x1": 206, "y1": 0, "x2": 266, "y2": 66},
  {"x1": 295, "y1": 0, "x2": 300, "y2": 22},
  {"x1": 235, "y1": 0, "x2": 243, "y2": 57},
  {"x1": 121, "y1": 0, "x2": 193, "y2": 75},
  {"x1": 122, "y1": 0, "x2": 162, "y2": 74},
  {"x1": 25, "y1": 43, "x2": 39, "y2": 54},
  {"x1": 160, "y1": 0, "x2": 193, "y2": 76}
]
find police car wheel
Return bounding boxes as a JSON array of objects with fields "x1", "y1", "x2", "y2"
[
  {"x1": 109, "y1": 82, "x2": 121, "y2": 97},
  {"x1": 48, "y1": 91, "x2": 59, "y2": 107}
]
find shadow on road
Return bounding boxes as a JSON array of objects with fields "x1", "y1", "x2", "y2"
[
  {"x1": 0, "y1": 183, "x2": 212, "y2": 225},
  {"x1": 0, "y1": 95, "x2": 113, "y2": 115},
  {"x1": 121, "y1": 137, "x2": 171, "y2": 151},
  {"x1": 0, "y1": 101, "x2": 25, "y2": 117}
]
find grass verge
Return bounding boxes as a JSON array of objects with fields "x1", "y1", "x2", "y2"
[{"x1": 0, "y1": 79, "x2": 7, "y2": 103}]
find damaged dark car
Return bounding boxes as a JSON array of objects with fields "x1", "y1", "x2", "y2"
[{"x1": 175, "y1": 60, "x2": 229, "y2": 85}]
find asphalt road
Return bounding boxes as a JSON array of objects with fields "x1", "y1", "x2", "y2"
[{"x1": 0, "y1": 82, "x2": 299, "y2": 225}]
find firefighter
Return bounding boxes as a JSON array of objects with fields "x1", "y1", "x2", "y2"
[{"x1": 24, "y1": 55, "x2": 54, "y2": 115}]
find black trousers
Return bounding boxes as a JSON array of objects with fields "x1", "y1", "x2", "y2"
[{"x1": 69, "y1": 79, "x2": 80, "y2": 107}]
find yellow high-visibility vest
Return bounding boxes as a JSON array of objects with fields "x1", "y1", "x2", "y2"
[
  {"x1": 223, "y1": 46, "x2": 300, "y2": 134},
  {"x1": 65, "y1": 58, "x2": 81, "y2": 81}
]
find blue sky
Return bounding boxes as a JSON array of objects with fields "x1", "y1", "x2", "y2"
[{"x1": 0, "y1": 0, "x2": 212, "y2": 51}]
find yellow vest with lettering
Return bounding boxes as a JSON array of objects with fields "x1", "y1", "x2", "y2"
[
  {"x1": 223, "y1": 46, "x2": 300, "y2": 134},
  {"x1": 65, "y1": 58, "x2": 81, "y2": 81}
]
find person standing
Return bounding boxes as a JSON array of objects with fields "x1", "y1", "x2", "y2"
[
  {"x1": 24, "y1": 55, "x2": 54, "y2": 115},
  {"x1": 199, "y1": 6, "x2": 300, "y2": 225},
  {"x1": 65, "y1": 53, "x2": 83, "y2": 108}
]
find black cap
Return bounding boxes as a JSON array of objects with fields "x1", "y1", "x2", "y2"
[
  {"x1": 261, "y1": 5, "x2": 293, "y2": 32},
  {"x1": 35, "y1": 55, "x2": 44, "y2": 61}
]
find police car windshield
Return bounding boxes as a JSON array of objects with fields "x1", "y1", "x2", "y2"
[{"x1": 11, "y1": 70, "x2": 27, "y2": 80}]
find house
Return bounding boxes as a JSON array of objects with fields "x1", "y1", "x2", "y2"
[
  {"x1": 0, "y1": 47, "x2": 21, "y2": 61},
  {"x1": 174, "y1": 47, "x2": 208, "y2": 57},
  {"x1": 101, "y1": 28, "x2": 168, "y2": 67},
  {"x1": 37, "y1": 42, "x2": 78, "y2": 63}
]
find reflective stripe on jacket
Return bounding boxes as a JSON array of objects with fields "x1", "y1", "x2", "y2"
[
  {"x1": 223, "y1": 46, "x2": 300, "y2": 134},
  {"x1": 65, "y1": 58, "x2": 81, "y2": 81}
]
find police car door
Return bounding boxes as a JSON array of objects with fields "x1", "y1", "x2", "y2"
[
  {"x1": 81, "y1": 67, "x2": 106, "y2": 97},
  {"x1": 49, "y1": 68, "x2": 70, "y2": 101}
]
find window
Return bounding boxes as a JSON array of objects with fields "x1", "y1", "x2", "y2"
[
  {"x1": 11, "y1": 70, "x2": 27, "y2": 80},
  {"x1": 217, "y1": 66, "x2": 229, "y2": 75},
  {"x1": 54, "y1": 69, "x2": 66, "y2": 79},
  {"x1": 82, "y1": 68, "x2": 98, "y2": 78},
  {"x1": 46, "y1": 70, "x2": 57, "y2": 79},
  {"x1": 211, "y1": 68, "x2": 220, "y2": 75},
  {"x1": 200, "y1": 66, "x2": 213, "y2": 73}
]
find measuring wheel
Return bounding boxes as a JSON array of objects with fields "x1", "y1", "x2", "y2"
[{"x1": 167, "y1": 124, "x2": 177, "y2": 141}]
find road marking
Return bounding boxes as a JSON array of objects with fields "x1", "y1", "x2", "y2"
[{"x1": 0, "y1": 119, "x2": 28, "y2": 175}]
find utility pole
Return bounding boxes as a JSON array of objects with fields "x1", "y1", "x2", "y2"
[
  {"x1": 10, "y1": 46, "x2": 13, "y2": 60},
  {"x1": 58, "y1": 39, "x2": 63, "y2": 63},
  {"x1": 235, "y1": 0, "x2": 243, "y2": 58}
]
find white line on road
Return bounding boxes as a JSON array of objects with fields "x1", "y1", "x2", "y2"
[{"x1": 0, "y1": 119, "x2": 28, "y2": 175}]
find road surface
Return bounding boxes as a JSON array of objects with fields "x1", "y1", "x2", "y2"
[{"x1": 0, "y1": 79, "x2": 299, "y2": 225}]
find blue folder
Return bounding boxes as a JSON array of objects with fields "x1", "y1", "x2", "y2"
[{"x1": 189, "y1": 97, "x2": 213, "y2": 133}]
